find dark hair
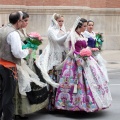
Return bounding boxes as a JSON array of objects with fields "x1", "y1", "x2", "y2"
[
  {"x1": 75, "y1": 18, "x2": 87, "y2": 30},
  {"x1": 9, "y1": 12, "x2": 21, "y2": 24},
  {"x1": 80, "y1": 18, "x2": 87, "y2": 23},
  {"x1": 22, "y1": 12, "x2": 29, "y2": 19},
  {"x1": 87, "y1": 20, "x2": 94, "y2": 25}
]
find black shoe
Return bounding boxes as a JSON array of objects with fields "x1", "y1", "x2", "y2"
[
  {"x1": 14, "y1": 115, "x2": 28, "y2": 119},
  {"x1": 19, "y1": 116, "x2": 28, "y2": 119}
]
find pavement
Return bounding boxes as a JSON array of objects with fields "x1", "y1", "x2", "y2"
[{"x1": 100, "y1": 50, "x2": 120, "y2": 70}]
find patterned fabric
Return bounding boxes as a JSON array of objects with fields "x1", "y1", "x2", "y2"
[
  {"x1": 83, "y1": 31, "x2": 109, "y2": 82},
  {"x1": 47, "y1": 52, "x2": 66, "y2": 111},
  {"x1": 55, "y1": 40, "x2": 112, "y2": 112},
  {"x1": 47, "y1": 67, "x2": 58, "y2": 111},
  {"x1": 14, "y1": 84, "x2": 48, "y2": 115},
  {"x1": 14, "y1": 62, "x2": 48, "y2": 115}
]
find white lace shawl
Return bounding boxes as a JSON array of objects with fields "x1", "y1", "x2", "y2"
[
  {"x1": 82, "y1": 30, "x2": 96, "y2": 39},
  {"x1": 36, "y1": 13, "x2": 68, "y2": 88},
  {"x1": 17, "y1": 59, "x2": 47, "y2": 95},
  {"x1": 17, "y1": 30, "x2": 46, "y2": 95},
  {"x1": 64, "y1": 16, "x2": 88, "y2": 55}
]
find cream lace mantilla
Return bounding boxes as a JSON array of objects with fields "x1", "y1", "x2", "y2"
[{"x1": 36, "y1": 13, "x2": 68, "y2": 88}]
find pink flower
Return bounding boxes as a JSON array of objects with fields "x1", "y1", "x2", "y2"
[
  {"x1": 91, "y1": 48, "x2": 99, "y2": 52},
  {"x1": 28, "y1": 32, "x2": 42, "y2": 41},
  {"x1": 91, "y1": 48, "x2": 99, "y2": 56},
  {"x1": 80, "y1": 48, "x2": 92, "y2": 57}
]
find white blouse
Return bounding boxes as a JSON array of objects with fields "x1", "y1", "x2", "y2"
[
  {"x1": 83, "y1": 30, "x2": 96, "y2": 39},
  {"x1": 7, "y1": 31, "x2": 29, "y2": 58}
]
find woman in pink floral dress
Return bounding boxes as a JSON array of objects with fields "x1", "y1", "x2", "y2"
[{"x1": 55, "y1": 17, "x2": 112, "y2": 112}]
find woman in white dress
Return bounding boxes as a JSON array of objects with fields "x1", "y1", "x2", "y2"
[
  {"x1": 36, "y1": 13, "x2": 69, "y2": 111},
  {"x1": 83, "y1": 20, "x2": 109, "y2": 82}
]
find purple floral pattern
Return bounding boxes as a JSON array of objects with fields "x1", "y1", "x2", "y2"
[{"x1": 55, "y1": 51, "x2": 112, "y2": 112}]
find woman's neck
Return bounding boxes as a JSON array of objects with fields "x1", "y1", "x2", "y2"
[
  {"x1": 87, "y1": 30, "x2": 93, "y2": 33},
  {"x1": 76, "y1": 31, "x2": 81, "y2": 35},
  {"x1": 76, "y1": 31, "x2": 84, "y2": 38}
]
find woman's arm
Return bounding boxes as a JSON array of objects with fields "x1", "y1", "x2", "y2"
[{"x1": 48, "y1": 29, "x2": 69, "y2": 44}]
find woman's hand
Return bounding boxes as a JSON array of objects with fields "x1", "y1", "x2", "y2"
[{"x1": 28, "y1": 48, "x2": 32, "y2": 54}]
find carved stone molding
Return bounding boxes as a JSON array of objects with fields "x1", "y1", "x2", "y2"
[{"x1": 0, "y1": 5, "x2": 120, "y2": 15}]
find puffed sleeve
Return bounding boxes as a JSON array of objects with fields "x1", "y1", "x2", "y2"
[{"x1": 7, "y1": 31, "x2": 29, "y2": 58}]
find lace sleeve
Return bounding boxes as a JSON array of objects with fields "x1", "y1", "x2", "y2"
[{"x1": 48, "y1": 29, "x2": 69, "y2": 45}]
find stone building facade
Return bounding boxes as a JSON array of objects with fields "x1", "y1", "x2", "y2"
[
  {"x1": 0, "y1": 0, "x2": 120, "y2": 8},
  {"x1": 0, "y1": 0, "x2": 120, "y2": 49}
]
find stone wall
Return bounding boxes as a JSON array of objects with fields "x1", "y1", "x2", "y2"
[{"x1": 0, "y1": 5, "x2": 120, "y2": 50}]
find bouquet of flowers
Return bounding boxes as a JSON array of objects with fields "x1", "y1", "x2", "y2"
[
  {"x1": 95, "y1": 33, "x2": 104, "y2": 50},
  {"x1": 80, "y1": 48, "x2": 92, "y2": 61},
  {"x1": 22, "y1": 32, "x2": 42, "y2": 50},
  {"x1": 22, "y1": 32, "x2": 42, "y2": 59},
  {"x1": 91, "y1": 47, "x2": 99, "y2": 56}
]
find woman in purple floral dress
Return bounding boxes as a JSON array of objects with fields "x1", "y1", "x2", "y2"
[{"x1": 55, "y1": 17, "x2": 112, "y2": 112}]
